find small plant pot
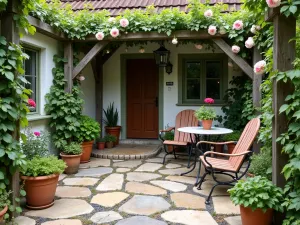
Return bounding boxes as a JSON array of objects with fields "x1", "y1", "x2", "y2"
[
  {"x1": 106, "y1": 141, "x2": 114, "y2": 149},
  {"x1": 202, "y1": 120, "x2": 213, "y2": 130},
  {"x1": 105, "y1": 126, "x2": 121, "y2": 145},
  {"x1": 21, "y1": 174, "x2": 59, "y2": 210},
  {"x1": 0, "y1": 205, "x2": 8, "y2": 222},
  {"x1": 60, "y1": 153, "x2": 82, "y2": 174},
  {"x1": 227, "y1": 143, "x2": 236, "y2": 154},
  {"x1": 97, "y1": 142, "x2": 105, "y2": 150},
  {"x1": 247, "y1": 172, "x2": 255, "y2": 177},
  {"x1": 80, "y1": 141, "x2": 94, "y2": 163},
  {"x1": 240, "y1": 205, "x2": 273, "y2": 225}
]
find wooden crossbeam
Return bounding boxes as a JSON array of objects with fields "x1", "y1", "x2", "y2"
[
  {"x1": 213, "y1": 38, "x2": 253, "y2": 79},
  {"x1": 72, "y1": 42, "x2": 109, "y2": 79}
]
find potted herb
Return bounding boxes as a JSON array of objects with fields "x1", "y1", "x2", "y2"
[
  {"x1": 96, "y1": 137, "x2": 106, "y2": 150},
  {"x1": 194, "y1": 98, "x2": 216, "y2": 130},
  {"x1": 75, "y1": 115, "x2": 101, "y2": 163},
  {"x1": 228, "y1": 176, "x2": 283, "y2": 225},
  {"x1": 105, "y1": 134, "x2": 117, "y2": 149},
  {"x1": 222, "y1": 130, "x2": 241, "y2": 154},
  {"x1": 248, "y1": 150, "x2": 272, "y2": 179},
  {"x1": 0, "y1": 189, "x2": 11, "y2": 222},
  {"x1": 60, "y1": 142, "x2": 82, "y2": 174},
  {"x1": 103, "y1": 102, "x2": 121, "y2": 145},
  {"x1": 21, "y1": 156, "x2": 66, "y2": 209}
]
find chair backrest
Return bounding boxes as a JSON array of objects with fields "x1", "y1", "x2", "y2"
[
  {"x1": 229, "y1": 118, "x2": 261, "y2": 171},
  {"x1": 174, "y1": 110, "x2": 198, "y2": 143}
]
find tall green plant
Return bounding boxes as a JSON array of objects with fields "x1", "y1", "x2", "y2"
[{"x1": 103, "y1": 102, "x2": 119, "y2": 127}]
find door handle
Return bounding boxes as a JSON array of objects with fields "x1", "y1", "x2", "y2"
[{"x1": 155, "y1": 97, "x2": 158, "y2": 107}]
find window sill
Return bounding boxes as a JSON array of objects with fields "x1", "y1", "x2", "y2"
[
  {"x1": 28, "y1": 114, "x2": 52, "y2": 122},
  {"x1": 176, "y1": 103, "x2": 226, "y2": 107}
]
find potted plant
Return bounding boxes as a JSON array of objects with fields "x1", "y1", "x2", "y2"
[
  {"x1": 21, "y1": 156, "x2": 66, "y2": 209},
  {"x1": 248, "y1": 149, "x2": 272, "y2": 179},
  {"x1": 0, "y1": 189, "x2": 11, "y2": 222},
  {"x1": 105, "y1": 134, "x2": 117, "y2": 149},
  {"x1": 222, "y1": 130, "x2": 241, "y2": 154},
  {"x1": 228, "y1": 176, "x2": 283, "y2": 225},
  {"x1": 103, "y1": 102, "x2": 121, "y2": 145},
  {"x1": 164, "y1": 130, "x2": 175, "y2": 152},
  {"x1": 194, "y1": 98, "x2": 216, "y2": 130},
  {"x1": 96, "y1": 137, "x2": 106, "y2": 150},
  {"x1": 60, "y1": 142, "x2": 82, "y2": 174},
  {"x1": 75, "y1": 115, "x2": 101, "y2": 163}
]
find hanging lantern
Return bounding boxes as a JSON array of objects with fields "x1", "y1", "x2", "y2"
[
  {"x1": 165, "y1": 61, "x2": 173, "y2": 74},
  {"x1": 153, "y1": 42, "x2": 170, "y2": 67}
]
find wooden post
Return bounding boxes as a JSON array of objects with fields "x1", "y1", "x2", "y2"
[{"x1": 64, "y1": 42, "x2": 73, "y2": 93}]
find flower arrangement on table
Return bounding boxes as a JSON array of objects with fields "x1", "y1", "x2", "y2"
[{"x1": 194, "y1": 98, "x2": 217, "y2": 130}]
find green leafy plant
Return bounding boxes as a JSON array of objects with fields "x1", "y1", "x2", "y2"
[
  {"x1": 105, "y1": 134, "x2": 117, "y2": 143},
  {"x1": 222, "y1": 130, "x2": 241, "y2": 141},
  {"x1": 97, "y1": 137, "x2": 106, "y2": 142},
  {"x1": 75, "y1": 115, "x2": 100, "y2": 142},
  {"x1": 0, "y1": 189, "x2": 11, "y2": 213},
  {"x1": 228, "y1": 176, "x2": 284, "y2": 212},
  {"x1": 22, "y1": 156, "x2": 66, "y2": 177},
  {"x1": 248, "y1": 149, "x2": 272, "y2": 180},
  {"x1": 103, "y1": 102, "x2": 119, "y2": 127},
  {"x1": 194, "y1": 106, "x2": 216, "y2": 120},
  {"x1": 164, "y1": 130, "x2": 174, "y2": 140},
  {"x1": 62, "y1": 142, "x2": 82, "y2": 155}
]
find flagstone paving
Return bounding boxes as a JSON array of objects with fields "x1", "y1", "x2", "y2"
[{"x1": 22, "y1": 155, "x2": 241, "y2": 225}]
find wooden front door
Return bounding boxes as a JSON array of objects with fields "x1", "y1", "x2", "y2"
[{"x1": 126, "y1": 59, "x2": 159, "y2": 139}]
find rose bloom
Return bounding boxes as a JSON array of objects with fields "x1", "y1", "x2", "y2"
[
  {"x1": 266, "y1": 0, "x2": 281, "y2": 8},
  {"x1": 78, "y1": 75, "x2": 85, "y2": 81},
  {"x1": 110, "y1": 28, "x2": 119, "y2": 38},
  {"x1": 172, "y1": 37, "x2": 178, "y2": 45},
  {"x1": 95, "y1": 32, "x2": 104, "y2": 40},
  {"x1": 120, "y1": 18, "x2": 129, "y2": 28},
  {"x1": 245, "y1": 37, "x2": 255, "y2": 49},
  {"x1": 232, "y1": 20, "x2": 243, "y2": 30},
  {"x1": 34, "y1": 131, "x2": 41, "y2": 137},
  {"x1": 208, "y1": 25, "x2": 217, "y2": 35},
  {"x1": 204, "y1": 9, "x2": 213, "y2": 18},
  {"x1": 250, "y1": 25, "x2": 257, "y2": 34},
  {"x1": 204, "y1": 98, "x2": 215, "y2": 104},
  {"x1": 254, "y1": 60, "x2": 266, "y2": 75},
  {"x1": 108, "y1": 17, "x2": 115, "y2": 23},
  {"x1": 232, "y1": 45, "x2": 240, "y2": 54},
  {"x1": 195, "y1": 44, "x2": 203, "y2": 50},
  {"x1": 28, "y1": 99, "x2": 36, "y2": 107},
  {"x1": 256, "y1": 25, "x2": 261, "y2": 30}
]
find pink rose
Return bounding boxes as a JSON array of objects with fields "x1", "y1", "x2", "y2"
[
  {"x1": 110, "y1": 28, "x2": 119, "y2": 38},
  {"x1": 34, "y1": 131, "x2": 41, "y2": 137},
  {"x1": 250, "y1": 25, "x2": 257, "y2": 34},
  {"x1": 28, "y1": 99, "x2": 36, "y2": 108},
  {"x1": 233, "y1": 20, "x2": 243, "y2": 30},
  {"x1": 120, "y1": 18, "x2": 129, "y2": 28},
  {"x1": 254, "y1": 60, "x2": 266, "y2": 75},
  {"x1": 204, "y1": 9, "x2": 213, "y2": 18},
  {"x1": 78, "y1": 75, "x2": 85, "y2": 81},
  {"x1": 108, "y1": 17, "x2": 115, "y2": 23},
  {"x1": 266, "y1": 0, "x2": 281, "y2": 8},
  {"x1": 204, "y1": 98, "x2": 215, "y2": 104},
  {"x1": 95, "y1": 32, "x2": 104, "y2": 40},
  {"x1": 208, "y1": 25, "x2": 217, "y2": 35},
  {"x1": 232, "y1": 45, "x2": 240, "y2": 54},
  {"x1": 195, "y1": 44, "x2": 203, "y2": 50},
  {"x1": 245, "y1": 37, "x2": 255, "y2": 49}
]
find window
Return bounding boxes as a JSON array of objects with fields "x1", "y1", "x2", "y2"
[
  {"x1": 178, "y1": 54, "x2": 228, "y2": 105},
  {"x1": 23, "y1": 48, "x2": 39, "y2": 113}
]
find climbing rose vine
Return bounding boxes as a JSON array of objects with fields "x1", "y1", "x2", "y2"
[
  {"x1": 120, "y1": 18, "x2": 129, "y2": 28},
  {"x1": 95, "y1": 32, "x2": 104, "y2": 40},
  {"x1": 233, "y1": 20, "x2": 243, "y2": 30},
  {"x1": 266, "y1": 0, "x2": 281, "y2": 8},
  {"x1": 232, "y1": 45, "x2": 240, "y2": 54},
  {"x1": 253, "y1": 60, "x2": 266, "y2": 75},
  {"x1": 110, "y1": 28, "x2": 119, "y2": 38},
  {"x1": 245, "y1": 37, "x2": 255, "y2": 48},
  {"x1": 204, "y1": 9, "x2": 213, "y2": 17},
  {"x1": 208, "y1": 25, "x2": 217, "y2": 35}
]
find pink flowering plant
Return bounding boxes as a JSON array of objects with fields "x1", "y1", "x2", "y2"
[{"x1": 194, "y1": 98, "x2": 217, "y2": 120}]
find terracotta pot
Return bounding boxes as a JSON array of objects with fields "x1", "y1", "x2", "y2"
[
  {"x1": 60, "y1": 153, "x2": 82, "y2": 174},
  {"x1": 247, "y1": 172, "x2": 255, "y2": 177},
  {"x1": 105, "y1": 126, "x2": 121, "y2": 145},
  {"x1": 80, "y1": 141, "x2": 94, "y2": 163},
  {"x1": 97, "y1": 142, "x2": 105, "y2": 150},
  {"x1": 21, "y1": 174, "x2": 59, "y2": 209},
  {"x1": 106, "y1": 141, "x2": 114, "y2": 149},
  {"x1": 202, "y1": 120, "x2": 213, "y2": 130},
  {"x1": 0, "y1": 205, "x2": 8, "y2": 222},
  {"x1": 214, "y1": 144, "x2": 223, "y2": 153},
  {"x1": 227, "y1": 143, "x2": 236, "y2": 154},
  {"x1": 240, "y1": 205, "x2": 273, "y2": 225}
]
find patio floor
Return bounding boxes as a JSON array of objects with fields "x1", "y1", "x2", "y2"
[{"x1": 16, "y1": 151, "x2": 242, "y2": 225}]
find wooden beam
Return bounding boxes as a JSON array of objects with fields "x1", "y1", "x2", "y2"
[
  {"x1": 213, "y1": 38, "x2": 253, "y2": 79},
  {"x1": 27, "y1": 16, "x2": 66, "y2": 40},
  {"x1": 64, "y1": 42, "x2": 73, "y2": 93},
  {"x1": 265, "y1": 7, "x2": 280, "y2": 22},
  {"x1": 72, "y1": 42, "x2": 109, "y2": 79}
]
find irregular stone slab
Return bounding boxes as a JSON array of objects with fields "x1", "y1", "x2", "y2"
[
  {"x1": 158, "y1": 167, "x2": 198, "y2": 177},
  {"x1": 116, "y1": 168, "x2": 131, "y2": 173},
  {"x1": 63, "y1": 178, "x2": 98, "y2": 186},
  {"x1": 125, "y1": 182, "x2": 167, "y2": 195},
  {"x1": 113, "y1": 160, "x2": 124, "y2": 162},
  {"x1": 25, "y1": 199, "x2": 94, "y2": 219},
  {"x1": 116, "y1": 216, "x2": 167, "y2": 225},
  {"x1": 145, "y1": 158, "x2": 163, "y2": 163},
  {"x1": 150, "y1": 180, "x2": 187, "y2": 192},
  {"x1": 165, "y1": 175, "x2": 195, "y2": 185},
  {"x1": 59, "y1": 174, "x2": 67, "y2": 181},
  {"x1": 14, "y1": 216, "x2": 36, "y2": 225},
  {"x1": 192, "y1": 180, "x2": 230, "y2": 196},
  {"x1": 113, "y1": 160, "x2": 142, "y2": 168},
  {"x1": 75, "y1": 167, "x2": 113, "y2": 177},
  {"x1": 90, "y1": 211, "x2": 123, "y2": 223},
  {"x1": 170, "y1": 193, "x2": 206, "y2": 209},
  {"x1": 41, "y1": 219, "x2": 82, "y2": 225},
  {"x1": 79, "y1": 158, "x2": 110, "y2": 168},
  {"x1": 165, "y1": 163, "x2": 181, "y2": 169},
  {"x1": 135, "y1": 163, "x2": 163, "y2": 172},
  {"x1": 91, "y1": 192, "x2": 129, "y2": 207},
  {"x1": 213, "y1": 196, "x2": 240, "y2": 214},
  {"x1": 56, "y1": 186, "x2": 91, "y2": 198},
  {"x1": 224, "y1": 216, "x2": 242, "y2": 225},
  {"x1": 126, "y1": 172, "x2": 161, "y2": 182},
  {"x1": 161, "y1": 210, "x2": 218, "y2": 225},
  {"x1": 119, "y1": 195, "x2": 171, "y2": 215},
  {"x1": 96, "y1": 173, "x2": 124, "y2": 191}
]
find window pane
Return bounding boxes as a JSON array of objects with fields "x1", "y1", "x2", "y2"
[
  {"x1": 187, "y1": 62, "x2": 201, "y2": 78},
  {"x1": 206, "y1": 79, "x2": 221, "y2": 99},
  {"x1": 187, "y1": 79, "x2": 200, "y2": 99},
  {"x1": 25, "y1": 50, "x2": 36, "y2": 76},
  {"x1": 206, "y1": 61, "x2": 221, "y2": 78}
]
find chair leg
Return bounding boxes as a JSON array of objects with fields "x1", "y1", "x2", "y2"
[
  {"x1": 194, "y1": 161, "x2": 202, "y2": 186},
  {"x1": 197, "y1": 171, "x2": 208, "y2": 189},
  {"x1": 205, "y1": 183, "x2": 219, "y2": 205},
  {"x1": 187, "y1": 146, "x2": 192, "y2": 168},
  {"x1": 173, "y1": 146, "x2": 177, "y2": 159}
]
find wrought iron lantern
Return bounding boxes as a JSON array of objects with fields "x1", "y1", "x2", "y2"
[
  {"x1": 165, "y1": 61, "x2": 173, "y2": 74},
  {"x1": 153, "y1": 42, "x2": 170, "y2": 67}
]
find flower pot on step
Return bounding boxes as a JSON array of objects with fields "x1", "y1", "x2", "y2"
[
  {"x1": 97, "y1": 142, "x2": 105, "y2": 150},
  {"x1": 21, "y1": 174, "x2": 59, "y2": 209},
  {"x1": 0, "y1": 205, "x2": 8, "y2": 222},
  {"x1": 80, "y1": 141, "x2": 94, "y2": 163},
  {"x1": 106, "y1": 141, "x2": 114, "y2": 149},
  {"x1": 60, "y1": 153, "x2": 82, "y2": 174},
  {"x1": 105, "y1": 126, "x2": 121, "y2": 145},
  {"x1": 202, "y1": 120, "x2": 213, "y2": 130},
  {"x1": 240, "y1": 205, "x2": 273, "y2": 225}
]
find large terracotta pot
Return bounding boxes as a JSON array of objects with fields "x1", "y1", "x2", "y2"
[
  {"x1": 97, "y1": 142, "x2": 105, "y2": 150},
  {"x1": 0, "y1": 205, "x2": 8, "y2": 222},
  {"x1": 60, "y1": 153, "x2": 82, "y2": 174},
  {"x1": 21, "y1": 174, "x2": 59, "y2": 209},
  {"x1": 80, "y1": 141, "x2": 94, "y2": 163},
  {"x1": 105, "y1": 126, "x2": 121, "y2": 145},
  {"x1": 202, "y1": 120, "x2": 213, "y2": 130},
  {"x1": 240, "y1": 205, "x2": 273, "y2": 225},
  {"x1": 227, "y1": 143, "x2": 236, "y2": 154}
]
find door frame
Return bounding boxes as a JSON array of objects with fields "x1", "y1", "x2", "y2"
[{"x1": 120, "y1": 54, "x2": 164, "y2": 139}]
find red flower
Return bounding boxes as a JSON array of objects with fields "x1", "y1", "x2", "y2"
[
  {"x1": 34, "y1": 131, "x2": 41, "y2": 137},
  {"x1": 28, "y1": 99, "x2": 36, "y2": 108},
  {"x1": 204, "y1": 98, "x2": 214, "y2": 104}
]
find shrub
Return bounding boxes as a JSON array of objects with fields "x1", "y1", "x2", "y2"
[
  {"x1": 228, "y1": 176, "x2": 283, "y2": 212},
  {"x1": 194, "y1": 106, "x2": 216, "y2": 120},
  {"x1": 97, "y1": 137, "x2": 106, "y2": 142},
  {"x1": 23, "y1": 156, "x2": 66, "y2": 177},
  {"x1": 105, "y1": 134, "x2": 117, "y2": 143},
  {"x1": 248, "y1": 150, "x2": 272, "y2": 180},
  {"x1": 75, "y1": 115, "x2": 101, "y2": 142},
  {"x1": 103, "y1": 102, "x2": 119, "y2": 127},
  {"x1": 62, "y1": 142, "x2": 82, "y2": 155},
  {"x1": 222, "y1": 130, "x2": 241, "y2": 141},
  {"x1": 164, "y1": 130, "x2": 174, "y2": 140}
]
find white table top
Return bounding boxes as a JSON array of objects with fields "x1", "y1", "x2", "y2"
[{"x1": 177, "y1": 126, "x2": 233, "y2": 135}]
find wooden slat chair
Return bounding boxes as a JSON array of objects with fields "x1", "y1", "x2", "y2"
[
  {"x1": 196, "y1": 118, "x2": 260, "y2": 204},
  {"x1": 159, "y1": 110, "x2": 198, "y2": 165}
]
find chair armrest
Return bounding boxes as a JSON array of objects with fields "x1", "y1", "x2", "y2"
[
  {"x1": 196, "y1": 141, "x2": 236, "y2": 149},
  {"x1": 159, "y1": 127, "x2": 175, "y2": 141},
  {"x1": 204, "y1": 150, "x2": 252, "y2": 157}
]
